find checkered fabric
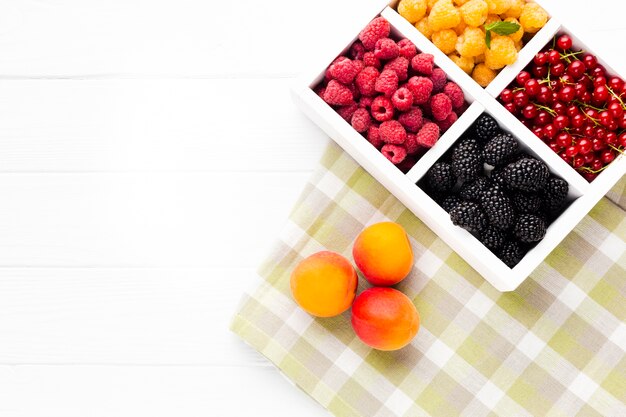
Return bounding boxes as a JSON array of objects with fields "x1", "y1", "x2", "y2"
[{"x1": 231, "y1": 142, "x2": 626, "y2": 417}]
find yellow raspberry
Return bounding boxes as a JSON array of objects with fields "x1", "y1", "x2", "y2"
[
  {"x1": 398, "y1": 0, "x2": 428, "y2": 24},
  {"x1": 427, "y1": 0, "x2": 440, "y2": 12},
  {"x1": 485, "y1": 14, "x2": 501, "y2": 26},
  {"x1": 432, "y1": 29, "x2": 458, "y2": 54},
  {"x1": 453, "y1": 0, "x2": 469, "y2": 5},
  {"x1": 474, "y1": 54, "x2": 485, "y2": 63},
  {"x1": 415, "y1": 17, "x2": 434, "y2": 39},
  {"x1": 449, "y1": 53, "x2": 475, "y2": 74},
  {"x1": 485, "y1": 35, "x2": 517, "y2": 69},
  {"x1": 515, "y1": 40, "x2": 523, "y2": 51},
  {"x1": 460, "y1": 0, "x2": 488, "y2": 27},
  {"x1": 456, "y1": 27, "x2": 486, "y2": 57},
  {"x1": 505, "y1": 17, "x2": 524, "y2": 43},
  {"x1": 519, "y1": 2, "x2": 548, "y2": 33},
  {"x1": 472, "y1": 63, "x2": 497, "y2": 86},
  {"x1": 454, "y1": 19, "x2": 467, "y2": 36},
  {"x1": 485, "y1": 0, "x2": 511, "y2": 14},
  {"x1": 429, "y1": 0, "x2": 461, "y2": 31},
  {"x1": 502, "y1": 0, "x2": 524, "y2": 18}
]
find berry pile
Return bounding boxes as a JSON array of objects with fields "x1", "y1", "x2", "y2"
[
  {"x1": 421, "y1": 113, "x2": 570, "y2": 268},
  {"x1": 397, "y1": 0, "x2": 549, "y2": 87},
  {"x1": 499, "y1": 34, "x2": 626, "y2": 182},
  {"x1": 317, "y1": 17, "x2": 467, "y2": 172}
]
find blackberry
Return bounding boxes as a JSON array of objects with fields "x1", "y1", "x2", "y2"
[
  {"x1": 474, "y1": 113, "x2": 501, "y2": 142},
  {"x1": 479, "y1": 185, "x2": 516, "y2": 230},
  {"x1": 512, "y1": 192, "x2": 542, "y2": 214},
  {"x1": 489, "y1": 166, "x2": 509, "y2": 188},
  {"x1": 426, "y1": 162, "x2": 455, "y2": 192},
  {"x1": 513, "y1": 214, "x2": 547, "y2": 243},
  {"x1": 459, "y1": 177, "x2": 488, "y2": 201},
  {"x1": 450, "y1": 201, "x2": 488, "y2": 232},
  {"x1": 441, "y1": 195, "x2": 462, "y2": 212},
  {"x1": 483, "y1": 133, "x2": 519, "y2": 166},
  {"x1": 542, "y1": 177, "x2": 569, "y2": 214},
  {"x1": 499, "y1": 240, "x2": 525, "y2": 268},
  {"x1": 451, "y1": 137, "x2": 484, "y2": 181},
  {"x1": 503, "y1": 158, "x2": 550, "y2": 192},
  {"x1": 480, "y1": 226, "x2": 505, "y2": 251}
]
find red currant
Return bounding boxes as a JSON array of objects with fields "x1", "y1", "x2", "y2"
[
  {"x1": 579, "y1": 91, "x2": 592, "y2": 103},
  {"x1": 551, "y1": 62, "x2": 566, "y2": 76},
  {"x1": 522, "y1": 104, "x2": 538, "y2": 119},
  {"x1": 599, "y1": 110, "x2": 613, "y2": 127},
  {"x1": 534, "y1": 52, "x2": 548, "y2": 66},
  {"x1": 591, "y1": 67, "x2": 606, "y2": 79},
  {"x1": 553, "y1": 102, "x2": 566, "y2": 115},
  {"x1": 514, "y1": 91, "x2": 529, "y2": 107},
  {"x1": 500, "y1": 88, "x2": 513, "y2": 103},
  {"x1": 556, "y1": 132, "x2": 572, "y2": 148},
  {"x1": 591, "y1": 159, "x2": 603, "y2": 171},
  {"x1": 578, "y1": 138, "x2": 592, "y2": 154},
  {"x1": 606, "y1": 132, "x2": 618, "y2": 146},
  {"x1": 574, "y1": 83, "x2": 587, "y2": 98},
  {"x1": 566, "y1": 104, "x2": 579, "y2": 117},
  {"x1": 524, "y1": 79, "x2": 540, "y2": 96},
  {"x1": 584, "y1": 153, "x2": 595, "y2": 164},
  {"x1": 548, "y1": 50, "x2": 561, "y2": 65},
  {"x1": 593, "y1": 75, "x2": 607, "y2": 88},
  {"x1": 608, "y1": 102, "x2": 624, "y2": 118},
  {"x1": 573, "y1": 155, "x2": 585, "y2": 168},
  {"x1": 543, "y1": 124, "x2": 557, "y2": 139},
  {"x1": 620, "y1": 113, "x2": 626, "y2": 129},
  {"x1": 571, "y1": 113, "x2": 585, "y2": 128},
  {"x1": 608, "y1": 119, "x2": 618, "y2": 131},
  {"x1": 549, "y1": 141, "x2": 561, "y2": 153},
  {"x1": 535, "y1": 111, "x2": 551, "y2": 126},
  {"x1": 557, "y1": 35, "x2": 573, "y2": 51},
  {"x1": 620, "y1": 132, "x2": 626, "y2": 147},
  {"x1": 504, "y1": 102, "x2": 517, "y2": 113},
  {"x1": 554, "y1": 115, "x2": 570, "y2": 129},
  {"x1": 532, "y1": 65, "x2": 549, "y2": 79},
  {"x1": 532, "y1": 126, "x2": 543, "y2": 138},
  {"x1": 592, "y1": 138, "x2": 606, "y2": 151},
  {"x1": 595, "y1": 127, "x2": 607, "y2": 140},
  {"x1": 560, "y1": 152, "x2": 571, "y2": 163},
  {"x1": 566, "y1": 145, "x2": 579, "y2": 157},
  {"x1": 584, "y1": 125, "x2": 596, "y2": 138},
  {"x1": 602, "y1": 150, "x2": 615, "y2": 164},
  {"x1": 583, "y1": 172, "x2": 598, "y2": 182},
  {"x1": 593, "y1": 85, "x2": 609, "y2": 103},
  {"x1": 609, "y1": 77, "x2": 624, "y2": 91},
  {"x1": 567, "y1": 60, "x2": 586, "y2": 79},
  {"x1": 516, "y1": 71, "x2": 531, "y2": 86},
  {"x1": 583, "y1": 54, "x2": 598, "y2": 70},
  {"x1": 559, "y1": 86, "x2": 576, "y2": 102}
]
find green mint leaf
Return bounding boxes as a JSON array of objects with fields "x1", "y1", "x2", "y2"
[
  {"x1": 486, "y1": 21, "x2": 521, "y2": 36},
  {"x1": 485, "y1": 30, "x2": 492, "y2": 49}
]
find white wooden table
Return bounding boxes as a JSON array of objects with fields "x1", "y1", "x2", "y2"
[{"x1": 0, "y1": 1, "x2": 623, "y2": 416}]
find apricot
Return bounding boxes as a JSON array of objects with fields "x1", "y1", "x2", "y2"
[
  {"x1": 290, "y1": 251, "x2": 358, "y2": 317},
  {"x1": 352, "y1": 222, "x2": 414, "y2": 286},
  {"x1": 351, "y1": 287, "x2": 420, "y2": 351}
]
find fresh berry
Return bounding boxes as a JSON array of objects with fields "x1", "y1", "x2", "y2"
[
  {"x1": 351, "y1": 108, "x2": 371, "y2": 132},
  {"x1": 483, "y1": 133, "x2": 519, "y2": 166},
  {"x1": 375, "y1": 69, "x2": 399, "y2": 97},
  {"x1": 513, "y1": 214, "x2": 547, "y2": 242},
  {"x1": 542, "y1": 177, "x2": 568, "y2": 214},
  {"x1": 397, "y1": 0, "x2": 428, "y2": 24},
  {"x1": 323, "y1": 80, "x2": 353, "y2": 106},
  {"x1": 430, "y1": 68, "x2": 447, "y2": 92},
  {"x1": 512, "y1": 192, "x2": 542, "y2": 214},
  {"x1": 474, "y1": 113, "x2": 501, "y2": 142},
  {"x1": 472, "y1": 64, "x2": 497, "y2": 87},
  {"x1": 429, "y1": 0, "x2": 461, "y2": 31},
  {"x1": 367, "y1": 125, "x2": 384, "y2": 148},
  {"x1": 456, "y1": 27, "x2": 486, "y2": 58},
  {"x1": 359, "y1": 96, "x2": 374, "y2": 109},
  {"x1": 371, "y1": 96, "x2": 395, "y2": 122},
  {"x1": 392, "y1": 87, "x2": 414, "y2": 111},
  {"x1": 405, "y1": 133, "x2": 422, "y2": 154},
  {"x1": 427, "y1": 162, "x2": 455, "y2": 192},
  {"x1": 460, "y1": 0, "x2": 489, "y2": 27},
  {"x1": 519, "y1": 2, "x2": 548, "y2": 34},
  {"x1": 432, "y1": 29, "x2": 458, "y2": 55},
  {"x1": 411, "y1": 53, "x2": 435, "y2": 75},
  {"x1": 374, "y1": 38, "x2": 400, "y2": 60},
  {"x1": 451, "y1": 137, "x2": 483, "y2": 180},
  {"x1": 363, "y1": 52, "x2": 381, "y2": 69},
  {"x1": 327, "y1": 57, "x2": 359, "y2": 84},
  {"x1": 381, "y1": 144, "x2": 408, "y2": 164},
  {"x1": 485, "y1": 36, "x2": 517, "y2": 70},
  {"x1": 398, "y1": 38, "x2": 418, "y2": 59},
  {"x1": 379, "y1": 120, "x2": 407, "y2": 144},
  {"x1": 431, "y1": 93, "x2": 453, "y2": 121},
  {"x1": 336, "y1": 102, "x2": 358, "y2": 122},
  {"x1": 407, "y1": 76, "x2": 434, "y2": 105},
  {"x1": 450, "y1": 201, "x2": 488, "y2": 232},
  {"x1": 479, "y1": 185, "x2": 516, "y2": 230},
  {"x1": 436, "y1": 111, "x2": 458, "y2": 132},
  {"x1": 443, "y1": 82, "x2": 464, "y2": 109},
  {"x1": 383, "y1": 57, "x2": 410, "y2": 81},
  {"x1": 459, "y1": 177, "x2": 488, "y2": 201},
  {"x1": 355, "y1": 67, "x2": 379, "y2": 97},
  {"x1": 480, "y1": 226, "x2": 505, "y2": 251},
  {"x1": 441, "y1": 195, "x2": 462, "y2": 212},
  {"x1": 556, "y1": 35, "x2": 572, "y2": 51},
  {"x1": 349, "y1": 42, "x2": 366, "y2": 61},
  {"x1": 359, "y1": 17, "x2": 391, "y2": 50},
  {"x1": 503, "y1": 158, "x2": 550, "y2": 192},
  {"x1": 416, "y1": 122, "x2": 440, "y2": 148},
  {"x1": 398, "y1": 107, "x2": 424, "y2": 132},
  {"x1": 499, "y1": 240, "x2": 524, "y2": 267}
]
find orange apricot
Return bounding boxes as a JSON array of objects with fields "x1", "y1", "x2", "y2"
[
  {"x1": 290, "y1": 251, "x2": 358, "y2": 317},
  {"x1": 352, "y1": 222, "x2": 414, "y2": 286},
  {"x1": 351, "y1": 287, "x2": 420, "y2": 350}
]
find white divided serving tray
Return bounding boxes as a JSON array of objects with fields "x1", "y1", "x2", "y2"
[{"x1": 291, "y1": 1, "x2": 626, "y2": 291}]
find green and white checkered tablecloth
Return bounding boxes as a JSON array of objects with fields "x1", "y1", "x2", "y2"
[{"x1": 231, "y1": 142, "x2": 626, "y2": 417}]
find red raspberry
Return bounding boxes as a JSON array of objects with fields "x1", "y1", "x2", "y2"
[
  {"x1": 381, "y1": 144, "x2": 407, "y2": 164},
  {"x1": 353, "y1": 60, "x2": 365, "y2": 73},
  {"x1": 314, "y1": 85, "x2": 326, "y2": 98},
  {"x1": 430, "y1": 93, "x2": 452, "y2": 121},
  {"x1": 350, "y1": 41, "x2": 366, "y2": 61},
  {"x1": 392, "y1": 87, "x2": 414, "y2": 111},
  {"x1": 398, "y1": 39, "x2": 417, "y2": 60},
  {"x1": 359, "y1": 96, "x2": 374, "y2": 109},
  {"x1": 398, "y1": 107, "x2": 423, "y2": 132},
  {"x1": 355, "y1": 66, "x2": 379, "y2": 97},
  {"x1": 407, "y1": 76, "x2": 433, "y2": 105},
  {"x1": 347, "y1": 82, "x2": 361, "y2": 101},
  {"x1": 359, "y1": 17, "x2": 391, "y2": 50},
  {"x1": 431, "y1": 68, "x2": 447, "y2": 92},
  {"x1": 396, "y1": 155, "x2": 417, "y2": 172},
  {"x1": 443, "y1": 82, "x2": 464, "y2": 109},
  {"x1": 374, "y1": 38, "x2": 399, "y2": 60},
  {"x1": 367, "y1": 125, "x2": 383, "y2": 148},
  {"x1": 336, "y1": 101, "x2": 358, "y2": 122},
  {"x1": 375, "y1": 69, "x2": 399, "y2": 97},
  {"x1": 351, "y1": 108, "x2": 371, "y2": 132},
  {"x1": 405, "y1": 133, "x2": 423, "y2": 155},
  {"x1": 416, "y1": 122, "x2": 440, "y2": 148},
  {"x1": 323, "y1": 80, "x2": 354, "y2": 106},
  {"x1": 371, "y1": 96, "x2": 394, "y2": 121},
  {"x1": 363, "y1": 52, "x2": 381, "y2": 69},
  {"x1": 379, "y1": 120, "x2": 407, "y2": 144},
  {"x1": 383, "y1": 57, "x2": 409, "y2": 81},
  {"x1": 436, "y1": 111, "x2": 458, "y2": 132},
  {"x1": 328, "y1": 57, "x2": 359, "y2": 84},
  {"x1": 411, "y1": 53, "x2": 434, "y2": 75}
]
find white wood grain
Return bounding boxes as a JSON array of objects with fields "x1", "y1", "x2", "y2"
[{"x1": 0, "y1": 79, "x2": 328, "y2": 172}]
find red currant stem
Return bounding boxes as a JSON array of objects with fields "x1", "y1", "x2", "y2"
[
  {"x1": 573, "y1": 100, "x2": 605, "y2": 112},
  {"x1": 606, "y1": 85, "x2": 626, "y2": 110},
  {"x1": 581, "y1": 109, "x2": 601, "y2": 126},
  {"x1": 538, "y1": 79, "x2": 551, "y2": 84},
  {"x1": 608, "y1": 144, "x2": 624, "y2": 155},
  {"x1": 512, "y1": 87, "x2": 525, "y2": 92},
  {"x1": 533, "y1": 103, "x2": 557, "y2": 116},
  {"x1": 559, "y1": 50, "x2": 584, "y2": 61},
  {"x1": 559, "y1": 77, "x2": 576, "y2": 86},
  {"x1": 578, "y1": 165, "x2": 608, "y2": 174}
]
